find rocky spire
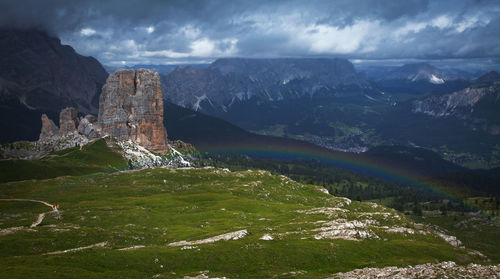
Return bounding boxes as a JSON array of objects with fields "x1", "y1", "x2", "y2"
[
  {"x1": 98, "y1": 69, "x2": 168, "y2": 154},
  {"x1": 58, "y1": 107, "x2": 79, "y2": 136},
  {"x1": 39, "y1": 114, "x2": 59, "y2": 140}
]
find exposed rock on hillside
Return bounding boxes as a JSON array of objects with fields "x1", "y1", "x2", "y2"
[
  {"x1": 329, "y1": 261, "x2": 500, "y2": 279},
  {"x1": 99, "y1": 69, "x2": 168, "y2": 154}
]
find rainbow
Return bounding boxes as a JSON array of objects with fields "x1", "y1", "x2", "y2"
[{"x1": 201, "y1": 139, "x2": 484, "y2": 212}]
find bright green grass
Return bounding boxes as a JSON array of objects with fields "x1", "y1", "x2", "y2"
[
  {"x1": 0, "y1": 139, "x2": 128, "y2": 183},
  {"x1": 0, "y1": 167, "x2": 493, "y2": 278}
]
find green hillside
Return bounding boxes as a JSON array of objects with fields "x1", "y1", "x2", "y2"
[
  {"x1": 0, "y1": 167, "x2": 494, "y2": 278},
  {"x1": 0, "y1": 139, "x2": 128, "y2": 183}
]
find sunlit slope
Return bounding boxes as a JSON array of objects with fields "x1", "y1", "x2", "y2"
[
  {"x1": 0, "y1": 139, "x2": 128, "y2": 183},
  {"x1": 0, "y1": 167, "x2": 490, "y2": 278}
]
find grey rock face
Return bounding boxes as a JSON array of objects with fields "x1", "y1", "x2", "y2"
[
  {"x1": 77, "y1": 115, "x2": 100, "y2": 139},
  {"x1": 98, "y1": 69, "x2": 168, "y2": 154},
  {"x1": 58, "y1": 107, "x2": 79, "y2": 136},
  {"x1": 39, "y1": 114, "x2": 59, "y2": 140},
  {"x1": 412, "y1": 86, "x2": 495, "y2": 117},
  {"x1": 162, "y1": 58, "x2": 370, "y2": 113}
]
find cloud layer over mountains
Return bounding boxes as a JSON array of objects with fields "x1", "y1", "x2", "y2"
[{"x1": 2, "y1": 0, "x2": 500, "y2": 65}]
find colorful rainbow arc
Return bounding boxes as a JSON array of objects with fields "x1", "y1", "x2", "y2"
[{"x1": 203, "y1": 141, "x2": 486, "y2": 213}]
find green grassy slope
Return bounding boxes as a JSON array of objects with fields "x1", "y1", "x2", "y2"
[
  {"x1": 0, "y1": 139, "x2": 128, "y2": 183},
  {"x1": 0, "y1": 167, "x2": 492, "y2": 278}
]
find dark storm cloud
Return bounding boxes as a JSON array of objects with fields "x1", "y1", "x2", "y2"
[{"x1": 1, "y1": 0, "x2": 499, "y2": 65}]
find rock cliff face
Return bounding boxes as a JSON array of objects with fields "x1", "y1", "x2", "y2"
[
  {"x1": 35, "y1": 69, "x2": 168, "y2": 155},
  {"x1": 39, "y1": 114, "x2": 59, "y2": 140},
  {"x1": 58, "y1": 107, "x2": 79, "y2": 136},
  {"x1": 78, "y1": 115, "x2": 100, "y2": 139},
  {"x1": 98, "y1": 69, "x2": 168, "y2": 154}
]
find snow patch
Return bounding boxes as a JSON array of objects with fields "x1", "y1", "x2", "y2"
[{"x1": 430, "y1": 74, "x2": 445, "y2": 84}]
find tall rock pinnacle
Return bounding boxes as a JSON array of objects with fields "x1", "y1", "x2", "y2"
[
  {"x1": 39, "y1": 114, "x2": 59, "y2": 140},
  {"x1": 98, "y1": 69, "x2": 168, "y2": 154}
]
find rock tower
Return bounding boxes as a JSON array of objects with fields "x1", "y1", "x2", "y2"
[{"x1": 98, "y1": 69, "x2": 168, "y2": 154}]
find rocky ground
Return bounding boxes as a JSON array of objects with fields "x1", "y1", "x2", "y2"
[{"x1": 329, "y1": 261, "x2": 500, "y2": 278}]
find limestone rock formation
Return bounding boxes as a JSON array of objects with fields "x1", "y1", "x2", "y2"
[
  {"x1": 78, "y1": 115, "x2": 100, "y2": 139},
  {"x1": 98, "y1": 69, "x2": 168, "y2": 154},
  {"x1": 39, "y1": 114, "x2": 59, "y2": 140},
  {"x1": 58, "y1": 107, "x2": 79, "y2": 136}
]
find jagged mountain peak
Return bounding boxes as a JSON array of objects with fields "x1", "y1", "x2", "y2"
[
  {"x1": 163, "y1": 57, "x2": 371, "y2": 114},
  {"x1": 382, "y1": 62, "x2": 446, "y2": 84}
]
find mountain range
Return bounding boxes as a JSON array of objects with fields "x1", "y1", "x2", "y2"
[
  {"x1": 413, "y1": 71, "x2": 500, "y2": 134},
  {"x1": 1, "y1": 28, "x2": 499, "y2": 169},
  {"x1": 162, "y1": 58, "x2": 372, "y2": 114}
]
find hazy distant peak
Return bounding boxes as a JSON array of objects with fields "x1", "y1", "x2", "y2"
[
  {"x1": 382, "y1": 62, "x2": 446, "y2": 83},
  {"x1": 472, "y1": 71, "x2": 500, "y2": 87}
]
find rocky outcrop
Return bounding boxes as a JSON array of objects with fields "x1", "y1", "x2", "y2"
[
  {"x1": 328, "y1": 261, "x2": 500, "y2": 279},
  {"x1": 34, "y1": 69, "x2": 168, "y2": 155},
  {"x1": 98, "y1": 69, "x2": 168, "y2": 154},
  {"x1": 77, "y1": 115, "x2": 100, "y2": 139},
  {"x1": 58, "y1": 107, "x2": 79, "y2": 136},
  {"x1": 36, "y1": 108, "x2": 90, "y2": 153},
  {"x1": 39, "y1": 114, "x2": 59, "y2": 140}
]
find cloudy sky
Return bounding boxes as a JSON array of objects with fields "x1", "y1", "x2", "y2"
[{"x1": 2, "y1": 0, "x2": 500, "y2": 66}]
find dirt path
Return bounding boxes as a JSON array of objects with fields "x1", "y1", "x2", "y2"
[{"x1": 0, "y1": 198, "x2": 58, "y2": 227}]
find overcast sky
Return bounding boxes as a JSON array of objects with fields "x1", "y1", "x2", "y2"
[{"x1": 2, "y1": 0, "x2": 500, "y2": 66}]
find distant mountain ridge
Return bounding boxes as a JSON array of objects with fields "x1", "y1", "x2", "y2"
[
  {"x1": 412, "y1": 71, "x2": 500, "y2": 134},
  {"x1": 162, "y1": 58, "x2": 372, "y2": 113},
  {"x1": 377, "y1": 63, "x2": 470, "y2": 94},
  {"x1": 380, "y1": 63, "x2": 447, "y2": 84}
]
